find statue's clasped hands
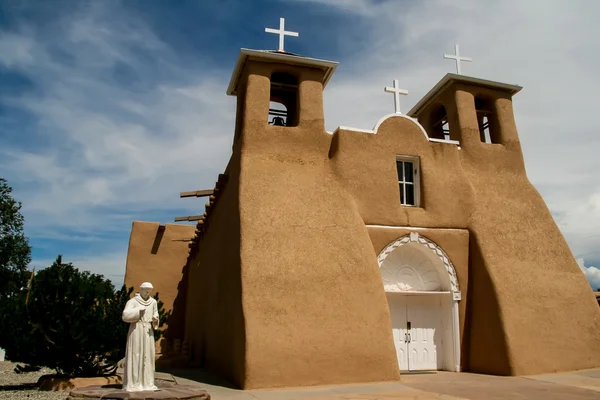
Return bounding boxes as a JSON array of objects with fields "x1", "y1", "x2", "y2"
[{"x1": 138, "y1": 308, "x2": 158, "y2": 326}]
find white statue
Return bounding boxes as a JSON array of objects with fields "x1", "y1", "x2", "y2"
[{"x1": 122, "y1": 282, "x2": 159, "y2": 391}]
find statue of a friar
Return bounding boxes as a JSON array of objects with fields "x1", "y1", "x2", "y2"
[{"x1": 121, "y1": 282, "x2": 159, "y2": 391}]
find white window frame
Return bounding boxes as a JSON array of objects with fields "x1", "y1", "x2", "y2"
[{"x1": 396, "y1": 155, "x2": 421, "y2": 207}]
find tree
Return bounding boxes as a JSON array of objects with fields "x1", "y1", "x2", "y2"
[
  {"x1": 0, "y1": 255, "x2": 168, "y2": 377},
  {"x1": 0, "y1": 178, "x2": 31, "y2": 300}
]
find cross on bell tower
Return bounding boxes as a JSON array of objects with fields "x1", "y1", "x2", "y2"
[
  {"x1": 265, "y1": 17, "x2": 299, "y2": 53},
  {"x1": 444, "y1": 44, "x2": 472, "y2": 75}
]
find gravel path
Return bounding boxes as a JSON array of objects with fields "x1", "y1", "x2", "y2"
[{"x1": 0, "y1": 362, "x2": 67, "y2": 400}]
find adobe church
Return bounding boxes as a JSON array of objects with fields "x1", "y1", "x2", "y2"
[{"x1": 124, "y1": 19, "x2": 600, "y2": 390}]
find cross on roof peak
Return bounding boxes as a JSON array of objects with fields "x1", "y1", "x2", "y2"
[
  {"x1": 384, "y1": 80, "x2": 408, "y2": 114},
  {"x1": 265, "y1": 17, "x2": 299, "y2": 53},
  {"x1": 444, "y1": 44, "x2": 472, "y2": 75}
]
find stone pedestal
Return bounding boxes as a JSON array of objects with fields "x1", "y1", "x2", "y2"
[
  {"x1": 38, "y1": 375, "x2": 122, "y2": 391},
  {"x1": 67, "y1": 383, "x2": 210, "y2": 399}
]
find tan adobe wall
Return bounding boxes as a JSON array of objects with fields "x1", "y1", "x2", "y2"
[
  {"x1": 183, "y1": 152, "x2": 246, "y2": 388},
  {"x1": 330, "y1": 85, "x2": 600, "y2": 375},
  {"x1": 182, "y1": 58, "x2": 600, "y2": 387},
  {"x1": 124, "y1": 221, "x2": 195, "y2": 344},
  {"x1": 184, "y1": 60, "x2": 400, "y2": 389}
]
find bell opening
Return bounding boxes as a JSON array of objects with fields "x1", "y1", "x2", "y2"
[{"x1": 268, "y1": 72, "x2": 299, "y2": 127}]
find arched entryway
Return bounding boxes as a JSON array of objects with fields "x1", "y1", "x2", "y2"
[{"x1": 377, "y1": 232, "x2": 461, "y2": 372}]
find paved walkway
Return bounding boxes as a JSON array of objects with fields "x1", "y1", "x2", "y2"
[{"x1": 165, "y1": 368, "x2": 600, "y2": 400}]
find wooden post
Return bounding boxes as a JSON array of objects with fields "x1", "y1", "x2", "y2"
[
  {"x1": 179, "y1": 189, "x2": 214, "y2": 198},
  {"x1": 25, "y1": 268, "x2": 35, "y2": 305},
  {"x1": 174, "y1": 215, "x2": 206, "y2": 222}
]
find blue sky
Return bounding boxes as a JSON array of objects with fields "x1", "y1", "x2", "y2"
[{"x1": 1, "y1": 0, "x2": 599, "y2": 289}]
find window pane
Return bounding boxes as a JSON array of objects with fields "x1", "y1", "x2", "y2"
[
  {"x1": 399, "y1": 184, "x2": 404, "y2": 204},
  {"x1": 396, "y1": 161, "x2": 404, "y2": 181},
  {"x1": 404, "y1": 162, "x2": 413, "y2": 183},
  {"x1": 406, "y1": 184, "x2": 415, "y2": 205}
]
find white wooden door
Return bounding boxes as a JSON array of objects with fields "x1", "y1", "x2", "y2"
[
  {"x1": 407, "y1": 295, "x2": 442, "y2": 371},
  {"x1": 386, "y1": 294, "x2": 409, "y2": 370}
]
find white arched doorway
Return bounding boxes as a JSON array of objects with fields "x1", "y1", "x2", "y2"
[{"x1": 378, "y1": 232, "x2": 461, "y2": 372}]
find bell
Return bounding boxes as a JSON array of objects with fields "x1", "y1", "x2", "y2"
[{"x1": 271, "y1": 116, "x2": 286, "y2": 126}]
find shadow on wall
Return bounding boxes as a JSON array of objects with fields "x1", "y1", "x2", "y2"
[
  {"x1": 143, "y1": 223, "x2": 192, "y2": 355},
  {"x1": 151, "y1": 225, "x2": 166, "y2": 255},
  {"x1": 462, "y1": 233, "x2": 511, "y2": 374},
  {"x1": 195, "y1": 162, "x2": 246, "y2": 388},
  {"x1": 164, "y1": 260, "x2": 190, "y2": 348},
  {"x1": 162, "y1": 151, "x2": 247, "y2": 388}
]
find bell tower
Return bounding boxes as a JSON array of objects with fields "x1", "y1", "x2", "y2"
[
  {"x1": 408, "y1": 73, "x2": 522, "y2": 149},
  {"x1": 226, "y1": 49, "x2": 338, "y2": 145},
  {"x1": 227, "y1": 16, "x2": 337, "y2": 143},
  {"x1": 193, "y1": 27, "x2": 401, "y2": 388}
]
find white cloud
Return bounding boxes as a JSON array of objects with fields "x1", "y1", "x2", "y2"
[
  {"x1": 0, "y1": 30, "x2": 35, "y2": 67},
  {"x1": 577, "y1": 258, "x2": 600, "y2": 291},
  {"x1": 292, "y1": 0, "x2": 600, "y2": 278},
  {"x1": 2, "y1": 0, "x2": 599, "y2": 286},
  {"x1": 0, "y1": 2, "x2": 236, "y2": 238}
]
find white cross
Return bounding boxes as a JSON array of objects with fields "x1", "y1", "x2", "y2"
[
  {"x1": 384, "y1": 80, "x2": 408, "y2": 114},
  {"x1": 265, "y1": 17, "x2": 299, "y2": 52},
  {"x1": 444, "y1": 44, "x2": 472, "y2": 75}
]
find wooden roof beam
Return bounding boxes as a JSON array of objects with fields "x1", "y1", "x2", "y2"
[
  {"x1": 180, "y1": 189, "x2": 214, "y2": 198},
  {"x1": 174, "y1": 215, "x2": 206, "y2": 222}
]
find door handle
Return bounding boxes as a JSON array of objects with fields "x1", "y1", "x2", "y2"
[
  {"x1": 404, "y1": 333, "x2": 408, "y2": 343},
  {"x1": 408, "y1": 333, "x2": 411, "y2": 343}
]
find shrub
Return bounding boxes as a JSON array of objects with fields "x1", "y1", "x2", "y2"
[
  {"x1": 0, "y1": 255, "x2": 167, "y2": 376},
  {"x1": 0, "y1": 178, "x2": 32, "y2": 300}
]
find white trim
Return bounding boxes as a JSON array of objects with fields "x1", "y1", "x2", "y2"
[
  {"x1": 331, "y1": 114, "x2": 460, "y2": 146},
  {"x1": 372, "y1": 114, "x2": 419, "y2": 133},
  {"x1": 452, "y1": 300, "x2": 461, "y2": 371},
  {"x1": 366, "y1": 225, "x2": 465, "y2": 232},
  {"x1": 332, "y1": 114, "x2": 427, "y2": 138},
  {"x1": 377, "y1": 232, "x2": 461, "y2": 373},
  {"x1": 429, "y1": 138, "x2": 460, "y2": 145},
  {"x1": 388, "y1": 290, "x2": 451, "y2": 295},
  {"x1": 377, "y1": 232, "x2": 460, "y2": 293},
  {"x1": 335, "y1": 126, "x2": 378, "y2": 135}
]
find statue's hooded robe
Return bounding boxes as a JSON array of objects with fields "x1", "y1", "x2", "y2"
[{"x1": 122, "y1": 293, "x2": 159, "y2": 391}]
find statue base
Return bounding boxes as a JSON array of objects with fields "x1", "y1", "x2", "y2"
[
  {"x1": 67, "y1": 382, "x2": 210, "y2": 399},
  {"x1": 37, "y1": 374, "x2": 123, "y2": 391}
]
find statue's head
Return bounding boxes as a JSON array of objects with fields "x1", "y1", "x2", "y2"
[{"x1": 139, "y1": 282, "x2": 153, "y2": 300}]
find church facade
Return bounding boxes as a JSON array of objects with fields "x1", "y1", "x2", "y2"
[{"x1": 124, "y1": 47, "x2": 600, "y2": 389}]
